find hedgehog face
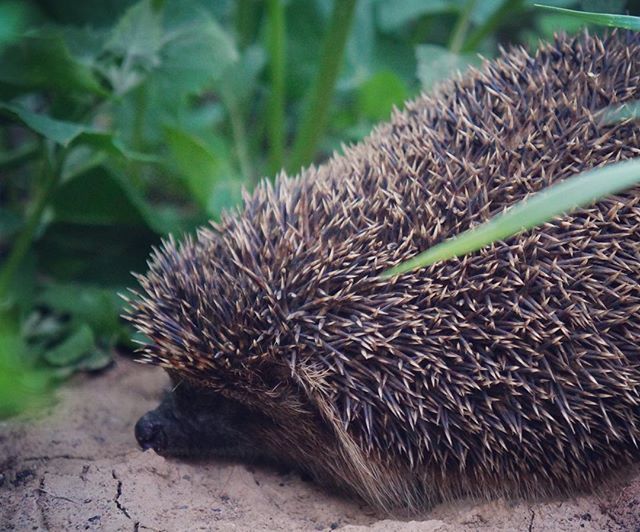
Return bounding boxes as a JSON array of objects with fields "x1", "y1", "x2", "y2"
[
  {"x1": 135, "y1": 378, "x2": 276, "y2": 462},
  {"x1": 134, "y1": 375, "x2": 350, "y2": 488}
]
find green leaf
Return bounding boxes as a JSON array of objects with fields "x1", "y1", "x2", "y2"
[
  {"x1": 376, "y1": 0, "x2": 456, "y2": 32},
  {"x1": 22, "y1": 312, "x2": 68, "y2": 345},
  {"x1": 0, "y1": 1, "x2": 29, "y2": 46},
  {"x1": 285, "y1": 1, "x2": 326, "y2": 101},
  {"x1": 44, "y1": 323, "x2": 95, "y2": 367},
  {"x1": 109, "y1": 1, "x2": 238, "y2": 98},
  {"x1": 535, "y1": 13, "x2": 590, "y2": 39},
  {"x1": 37, "y1": 167, "x2": 161, "y2": 286},
  {"x1": 288, "y1": 0, "x2": 358, "y2": 172},
  {"x1": 597, "y1": 100, "x2": 640, "y2": 125},
  {"x1": 109, "y1": 1, "x2": 239, "y2": 145},
  {"x1": 416, "y1": 44, "x2": 478, "y2": 91},
  {"x1": 218, "y1": 44, "x2": 266, "y2": 105},
  {"x1": 179, "y1": 101, "x2": 226, "y2": 137},
  {"x1": 206, "y1": 179, "x2": 245, "y2": 217},
  {"x1": 75, "y1": 346, "x2": 113, "y2": 371},
  {"x1": 358, "y1": 70, "x2": 408, "y2": 121},
  {"x1": 0, "y1": 317, "x2": 52, "y2": 418},
  {"x1": 0, "y1": 250, "x2": 37, "y2": 314},
  {"x1": 383, "y1": 158, "x2": 640, "y2": 277},
  {"x1": 469, "y1": 0, "x2": 507, "y2": 26},
  {"x1": 102, "y1": 0, "x2": 164, "y2": 94},
  {"x1": 372, "y1": 35, "x2": 418, "y2": 85},
  {"x1": 105, "y1": 0, "x2": 164, "y2": 59},
  {"x1": 579, "y1": 0, "x2": 626, "y2": 13},
  {"x1": 0, "y1": 208, "x2": 23, "y2": 239},
  {"x1": 165, "y1": 126, "x2": 236, "y2": 213},
  {"x1": 534, "y1": 4, "x2": 640, "y2": 30},
  {"x1": 52, "y1": 165, "x2": 169, "y2": 233},
  {"x1": 343, "y1": 0, "x2": 375, "y2": 84},
  {"x1": 60, "y1": 26, "x2": 109, "y2": 69},
  {"x1": 0, "y1": 29, "x2": 105, "y2": 96},
  {"x1": 0, "y1": 103, "x2": 90, "y2": 146},
  {"x1": 157, "y1": 8, "x2": 238, "y2": 98},
  {"x1": 0, "y1": 141, "x2": 38, "y2": 170},
  {"x1": 38, "y1": 283, "x2": 124, "y2": 339},
  {"x1": 77, "y1": 130, "x2": 157, "y2": 162},
  {"x1": 36, "y1": 222, "x2": 158, "y2": 286},
  {"x1": 0, "y1": 104, "x2": 156, "y2": 162}
]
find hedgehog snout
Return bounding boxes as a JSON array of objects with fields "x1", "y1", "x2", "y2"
[{"x1": 135, "y1": 411, "x2": 169, "y2": 452}]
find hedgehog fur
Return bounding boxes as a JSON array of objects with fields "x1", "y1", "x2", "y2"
[{"x1": 126, "y1": 31, "x2": 640, "y2": 511}]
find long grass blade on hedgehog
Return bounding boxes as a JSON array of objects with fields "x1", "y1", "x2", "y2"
[{"x1": 125, "y1": 31, "x2": 640, "y2": 512}]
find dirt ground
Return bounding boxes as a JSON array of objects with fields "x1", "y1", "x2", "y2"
[{"x1": 1, "y1": 358, "x2": 640, "y2": 531}]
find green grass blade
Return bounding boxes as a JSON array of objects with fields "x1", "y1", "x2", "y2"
[
  {"x1": 534, "y1": 5, "x2": 640, "y2": 30},
  {"x1": 448, "y1": 0, "x2": 476, "y2": 54},
  {"x1": 597, "y1": 100, "x2": 640, "y2": 125},
  {"x1": 288, "y1": 0, "x2": 357, "y2": 173},
  {"x1": 382, "y1": 158, "x2": 640, "y2": 277},
  {"x1": 266, "y1": 0, "x2": 286, "y2": 176}
]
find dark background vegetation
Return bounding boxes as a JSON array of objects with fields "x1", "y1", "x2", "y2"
[{"x1": 1, "y1": 0, "x2": 639, "y2": 415}]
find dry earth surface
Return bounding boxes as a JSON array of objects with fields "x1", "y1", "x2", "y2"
[{"x1": 2, "y1": 358, "x2": 640, "y2": 531}]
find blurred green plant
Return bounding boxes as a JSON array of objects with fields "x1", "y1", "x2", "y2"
[{"x1": 0, "y1": 0, "x2": 636, "y2": 416}]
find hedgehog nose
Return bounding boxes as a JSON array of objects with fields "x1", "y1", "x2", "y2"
[{"x1": 135, "y1": 413, "x2": 168, "y2": 452}]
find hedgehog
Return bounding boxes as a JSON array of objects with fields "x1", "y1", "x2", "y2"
[{"x1": 125, "y1": 31, "x2": 640, "y2": 512}]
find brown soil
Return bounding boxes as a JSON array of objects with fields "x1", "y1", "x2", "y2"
[{"x1": 1, "y1": 358, "x2": 639, "y2": 531}]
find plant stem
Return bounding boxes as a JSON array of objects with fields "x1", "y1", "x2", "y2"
[
  {"x1": 266, "y1": 0, "x2": 286, "y2": 176},
  {"x1": 288, "y1": 0, "x2": 357, "y2": 173},
  {"x1": 0, "y1": 142, "x2": 38, "y2": 171},
  {"x1": 461, "y1": 0, "x2": 523, "y2": 53},
  {"x1": 449, "y1": 0, "x2": 477, "y2": 54},
  {"x1": 0, "y1": 144, "x2": 63, "y2": 304},
  {"x1": 236, "y1": 0, "x2": 259, "y2": 49},
  {"x1": 128, "y1": 84, "x2": 147, "y2": 187},
  {"x1": 225, "y1": 94, "x2": 254, "y2": 184}
]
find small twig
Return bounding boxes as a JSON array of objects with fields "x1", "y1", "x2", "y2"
[
  {"x1": 528, "y1": 508, "x2": 535, "y2": 532},
  {"x1": 37, "y1": 487, "x2": 82, "y2": 505}
]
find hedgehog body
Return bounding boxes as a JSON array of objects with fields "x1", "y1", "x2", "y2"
[{"x1": 129, "y1": 31, "x2": 640, "y2": 511}]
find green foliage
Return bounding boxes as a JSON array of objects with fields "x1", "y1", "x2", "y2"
[
  {"x1": 0, "y1": 321, "x2": 52, "y2": 418},
  {"x1": 357, "y1": 71, "x2": 408, "y2": 121},
  {"x1": 416, "y1": 45, "x2": 478, "y2": 91},
  {"x1": 1, "y1": 0, "x2": 638, "y2": 416}
]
